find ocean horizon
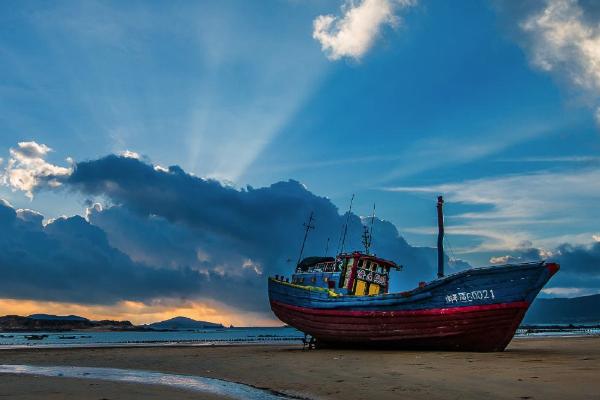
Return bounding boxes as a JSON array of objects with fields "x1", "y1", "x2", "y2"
[{"x1": 1, "y1": 325, "x2": 599, "y2": 349}]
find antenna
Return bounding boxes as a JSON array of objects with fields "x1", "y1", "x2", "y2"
[
  {"x1": 361, "y1": 225, "x2": 372, "y2": 255},
  {"x1": 339, "y1": 194, "x2": 354, "y2": 254},
  {"x1": 324, "y1": 237, "x2": 330, "y2": 256},
  {"x1": 369, "y1": 203, "x2": 376, "y2": 252},
  {"x1": 296, "y1": 211, "x2": 315, "y2": 266}
]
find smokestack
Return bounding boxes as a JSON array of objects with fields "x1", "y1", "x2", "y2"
[{"x1": 437, "y1": 196, "x2": 444, "y2": 278}]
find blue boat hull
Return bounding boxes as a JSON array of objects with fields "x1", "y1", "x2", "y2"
[{"x1": 268, "y1": 262, "x2": 559, "y2": 351}]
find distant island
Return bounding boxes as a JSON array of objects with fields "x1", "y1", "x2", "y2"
[
  {"x1": 0, "y1": 314, "x2": 224, "y2": 332},
  {"x1": 145, "y1": 316, "x2": 224, "y2": 330},
  {"x1": 0, "y1": 314, "x2": 134, "y2": 332}
]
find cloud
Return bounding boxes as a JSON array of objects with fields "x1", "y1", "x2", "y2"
[
  {"x1": 62, "y1": 155, "x2": 443, "y2": 291},
  {"x1": 119, "y1": 150, "x2": 141, "y2": 159},
  {"x1": 376, "y1": 118, "x2": 556, "y2": 185},
  {"x1": 0, "y1": 200, "x2": 209, "y2": 305},
  {"x1": 497, "y1": 155, "x2": 600, "y2": 163},
  {"x1": 490, "y1": 241, "x2": 600, "y2": 294},
  {"x1": 490, "y1": 255, "x2": 514, "y2": 264},
  {"x1": 1, "y1": 141, "x2": 71, "y2": 198},
  {"x1": 385, "y1": 167, "x2": 600, "y2": 252},
  {"x1": 313, "y1": 0, "x2": 416, "y2": 60},
  {"x1": 13, "y1": 141, "x2": 52, "y2": 159},
  {"x1": 504, "y1": 0, "x2": 600, "y2": 123},
  {"x1": 520, "y1": 0, "x2": 600, "y2": 91},
  {"x1": 0, "y1": 147, "x2": 452, "y2": 317},
  {"x1": 489, "y1": 246, "x2": 548, "y2": 265},
  {"x1": 541, "y1": 287, "x2": 595, "y2": 296}
]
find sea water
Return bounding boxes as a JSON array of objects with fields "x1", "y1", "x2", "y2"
[
  {"x1": 0, "y1": 325, "x2": 598, "y2": 349},
  {"x1": 0, "y1": 326, "x2": 305, "y2": 348}
]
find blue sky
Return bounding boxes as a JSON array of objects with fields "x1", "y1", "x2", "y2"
[{"x1": 0, "y1": 0, "x2": 599, "y2": 322}]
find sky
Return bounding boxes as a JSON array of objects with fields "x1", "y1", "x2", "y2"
[{"x1": 0, "y1": 0, "x2": 599, "y2": 325}]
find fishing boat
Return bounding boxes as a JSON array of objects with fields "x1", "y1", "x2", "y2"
[{"x1": 268, "y1": 196, "x2": 559, "y2": 351}]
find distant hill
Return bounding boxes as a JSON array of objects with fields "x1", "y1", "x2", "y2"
[
  {"x1": 524, "y1": 294, "x2": 600, "y2": 324},
  {"x1": 147, "y1": 316, "x2": 224, "y2": 330},
  {"x1": 28, "y1": 314, "x2": 89, "y2": 322},
  {"x1": 0, "y1": 315, "x2": 134, "y2": 332}
]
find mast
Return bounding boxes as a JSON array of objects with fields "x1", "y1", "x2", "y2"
[
  {"x1": 339, "y1": 194, "x2": 354, "y2": 254},
  {"x1": 369, "y1": 203, "x2": 376, "y2": 251},
  {"x1": 362, "y1": 203, "x2": 376, "y2": 255},
  {"x1": 361, "y1": 226, "x2": 372, "y2": 255},
  {"x1": 297, "y1": 211, "x2": 315, "y2": 266},
  {"x1": 437, "y1": 196, "x2": 444, "y2": 278}
]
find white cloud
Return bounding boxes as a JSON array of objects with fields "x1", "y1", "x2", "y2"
[
  {"x1": 119, "y1": 150, "x2": 141, "y2": 159},
  {"x1": 541, "y1": 287, "x2": 594, "y2": 297},
  {"x1": 489, "y1": 255, "x2": 513, "y2": 264},
  {"x1": 85, "y1": 203, "x2": 103, "y2": 222},
  {"x1": 11, "y1": 141, "x2": 52, "y2": 159},
  {"x1": 519, "y1": 0, "x2": 600, "y2": 121},
  {"x1": 313, "y1": 0, "x2": 416, "y2": 60},
  {"x1": 1, "y1": 141, "x2": 72, "y2": 199},
  {"x1": 498, "y1": 155, "x2": 600, "y2": 163},
  {"x1": 242, "y1": 259, "x2": 263, "y2": 275},
  {"x1": 489, "y1": 247, "x2": 555, "y2": 265},
  {"x1": 385, "y1": 167, "x2": 600, "y2": 252}
]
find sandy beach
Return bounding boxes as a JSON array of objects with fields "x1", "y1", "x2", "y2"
[{"x1": 0, "y1": 336, "x2": 598, "y2": 400}]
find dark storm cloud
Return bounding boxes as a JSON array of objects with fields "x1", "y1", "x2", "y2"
[
  {"x1": 491, "y1": 243, "x2": 600, "y2": 290},
  {"x1": 0, "y1": 200, "x2": 206, "y2": 304},
  {"x1": 65, "y1": 156, "x2": 446, "y2": 300},
  {"x1": 554, "y1": 243, "x2": 600, "y2": 288},
  {"x1": 0, "y1": 154, "x2": 450, "y2": 313}
]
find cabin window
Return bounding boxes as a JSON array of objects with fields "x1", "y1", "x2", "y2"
[
  {"x1": 371, "y1": 263, "x2": 377, "y2": 272},
  {"x1": 368, "y1": 283, "x2": 380, "y2": 295},
  {"x1": 341, "y1": 258, "x2": 353, "y2": 289},
  {"x1": 355, "y1": 279, "x2": 368, "y2": 295},
  {"x1": 335, "y1": 260, "x2": 343, "y2": 272},
  {"x1": 358, "y1": 259, "x2": 364, "y2": 268}
]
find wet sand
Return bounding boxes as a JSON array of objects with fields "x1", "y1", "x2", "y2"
[
  {"x1": 0, "y1": 374, "x2": 223, "y2": 400},
  {"x1": 0, "y1": 337, "x2": 598, "y2": 399}
]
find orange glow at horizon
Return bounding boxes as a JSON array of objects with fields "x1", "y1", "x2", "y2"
[{"x1": 0, "y1": 298, "x2": 280, "y2": 327}]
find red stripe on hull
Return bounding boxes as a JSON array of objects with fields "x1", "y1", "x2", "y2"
[{"x1": 271, "y1": 300, "x2": 529, "y2": 351}]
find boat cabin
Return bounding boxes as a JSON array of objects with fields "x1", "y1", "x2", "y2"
[{"x1": 292, "y1": 252, "x2": 399, "y2": 296}]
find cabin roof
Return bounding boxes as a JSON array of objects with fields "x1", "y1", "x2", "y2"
[
  {"x1": 296, "y1": 256, "x2": 335, "y2": 270},
  {"x1": 339, "y1": 251, "x2": 398, "y2": 268}
]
